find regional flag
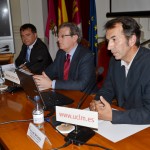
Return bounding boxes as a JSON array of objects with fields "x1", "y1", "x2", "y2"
[
  {"x1": 58, "y1": 0, "x2": 68, "y2": 26},
  {"x1": 45, "y1": 0, "x2": 58, "y2": 60},
  {"x1": 72, "y1": 0, "x2": 82, "y2": 32},
  {"x1": 88, "y1": 0, "x2": 98, "y2": 66}
]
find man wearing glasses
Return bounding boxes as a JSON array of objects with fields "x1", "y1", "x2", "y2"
[{"x1": 34, "y1": 22, "x2": 96, "y2": 92}]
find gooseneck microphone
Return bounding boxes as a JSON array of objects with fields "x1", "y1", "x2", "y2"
[
  {"x1": 77, "y1": 67, "x2": 104, "y2": 109},
  {"x1": 65, "y1": 67, "x2": 104, "y2": 146}
]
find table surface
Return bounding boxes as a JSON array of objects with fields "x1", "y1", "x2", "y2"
[{"x1": 0, "y1": 83, "x2": 150, "y2": 150}]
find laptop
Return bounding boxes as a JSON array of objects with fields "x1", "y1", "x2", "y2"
[{"x1": 15, "y1": 69, "x2": 74, "y2": 110}]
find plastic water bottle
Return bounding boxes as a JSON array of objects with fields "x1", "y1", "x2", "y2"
[{"x1": 32, "y1": 95, "x2": 44, "y2": 129}]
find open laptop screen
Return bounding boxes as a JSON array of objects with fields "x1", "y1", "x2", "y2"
[
  {"x1": 15, "y1": 69, "x2": 74, "y2": 110},
  {"x1": 15, "y1": 69, "x2": 41, "y2": 100}
]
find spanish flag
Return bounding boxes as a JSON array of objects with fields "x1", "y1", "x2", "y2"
[
  {"x1": 72, "y1": 0, "x2": 82, "y2": 32},
  {"x1": 58, "y1": 0, "x2": 68, "y2": 26},
  {"x1": 45, "y1": 0, "x2": 58, "y2": 60}
]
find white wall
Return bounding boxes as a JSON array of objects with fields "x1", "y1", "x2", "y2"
[
  {"x1": 10, "y1": 0, "x2": 48, "y2": 60},
  {"x1": 10, "y1": 0, "x2": 22, "y2": 60},
  {"x1": 95, "y1": 0, "x2": 150, "y2": 47},
  {"x1": 111, "y1": 0, "x2": 150, "y2": 12},
  {"x1": 96, "y1": 0, "x2": 110, "y2": 42}
]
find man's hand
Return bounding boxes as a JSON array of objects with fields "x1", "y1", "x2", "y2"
[
  {"x1": 33, "y1": 72, "x2": 52, "y2": 91},
  {"x1": 19, "y1": 64, "x2": 31, "y2": 73},
  {"x1": 90, "y1": 96, "x2": 112, "y2": 121}
]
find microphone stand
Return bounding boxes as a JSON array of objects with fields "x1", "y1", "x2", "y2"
[
  {"x1": 65, "y1": 67, "x2": 104, "y2": 145},
  {"x1": 64, "y1": 81, "x2": 97, "y2": 145},
  {"x1": 51, "y1": 67, "x2": 111, "y2": 149}
]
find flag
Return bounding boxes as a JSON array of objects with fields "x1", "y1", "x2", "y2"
[
  {"x1": 58, "y1": 0, "x2": 68, "y2": 26},
  {"x1": 88, "y1": 0, "x2": 98, "y2": 66},
  {"x1": 72, "y1": 0, "x2": 82, "y2": 32},
  {"x1": 45, "y1": 0, "x2": 58, "y2": 60}
]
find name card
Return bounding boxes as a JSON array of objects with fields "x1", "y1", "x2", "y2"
[
  {"x1": 27, "y1": 123, "x2": 46, "y2": 149},
  {"x1": 4, "y1": 70, "x2": 20, "y2": 84},
  {"x1": 56, "y1": 106, "x2": 98, "y2": 129}
]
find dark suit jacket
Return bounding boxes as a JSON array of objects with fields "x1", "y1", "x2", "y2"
[
  {"x1": 15, "y1": 38, "x2": 52, "y2": 74},
  {"x1": 45, "y1": 44, "x2": 97, "y2": 92},
  {"x1": 95, "y1": 46, "x2": 150, "y2": 124}
]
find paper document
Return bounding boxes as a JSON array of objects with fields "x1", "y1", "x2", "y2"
[
  {"x1": 1, "y1": 63, "x2": 20, "y2": 84},
  {"x1": 85, "y1": 108, "x2": 150, "y2": 142},
  {"x1": 96, "y1": 120, "x2": 150, "y2": 142},
  {"x1": 1, "y1": 63, "x2": 16, "y2": 72}
]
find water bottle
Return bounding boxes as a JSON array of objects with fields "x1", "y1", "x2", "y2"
[{"x1": 32, "y1": 95, "x2": 44, "y2": 129}]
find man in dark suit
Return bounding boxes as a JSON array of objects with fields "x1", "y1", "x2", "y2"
[
  {"x1": 34, "y1": 22, "x2": 96, "y2": 92},
  {"x1": 90, "y1": 17, "x2": 150, "y2": 124},
  {"x1": 15, "y1": 23, "x2": 52, "y2": 74}
]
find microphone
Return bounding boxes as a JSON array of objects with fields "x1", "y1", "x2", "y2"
[
  {"x1": 18, "y1": 56, "x2": 43, "y2": 70},
  {"x1": 0, "y1": 48, "x2": 10, "y2": 53},
  {"x1": 65, "y1": 67, "x2": 104, "y2": 145},
  {"x1": 0, "y1": 45, "x2": 9, "y2": 49},
  {"x1": 77, "y1": 67, "x2": 104, "y2": 109}
]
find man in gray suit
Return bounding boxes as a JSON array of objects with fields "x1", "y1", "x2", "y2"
[
  {"x1": 34, "y1": 22, "x2": 96, "y2": 92},
  {"x1": 90, "y1": 16, "x2": 150, "y2": 124}
]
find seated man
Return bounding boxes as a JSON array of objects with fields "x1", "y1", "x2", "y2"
[
  {"x1": 15, "y1": 23, "x2": 52, "y2": 74},
  {"x1": 90, "y1": 16, "x2": 150, "y2": 124},
  {"x1": 34, "y1": 22, "x2": 96, "y2": 92}
]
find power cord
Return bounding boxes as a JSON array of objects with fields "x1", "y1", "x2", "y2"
[
  {"x1": 45, "y1": 117, "x2": 112, "y2": 150},
  {"x1": 51, "y1": 141, "x2": 71, "y2": 150},
  {"x1": 84, "y1": 142, "x2": 112, "y2": 150},
  {"x1": 45, "y1": 117, "x2": 73, "y2": 150},
  {"x1": 0, "y1": 110, "x2": 54, "y2": 125},
  {"x1": 0, "y1": 118, "x2": 33, "y2": 125}
]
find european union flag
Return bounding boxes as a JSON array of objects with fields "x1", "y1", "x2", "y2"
[{"x1": 88, "y1": 0, "x2": 98, "y2": 66}]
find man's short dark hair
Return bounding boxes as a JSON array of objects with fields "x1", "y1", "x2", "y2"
[
  {"x1": 104, "y1": 16, "x2": 141, "y2": 47},
  {"x1": 20, "y1": 23, "x2": 37, "y2": 33}
]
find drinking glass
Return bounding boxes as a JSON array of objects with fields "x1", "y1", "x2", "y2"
[{"x1": 0, "y1": 69, "x2": 7, "y2": 93}]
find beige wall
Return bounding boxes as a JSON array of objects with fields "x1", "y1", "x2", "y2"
[
  {"x1": 10, "y1": 0, "x2": 22, "y2": 60},
  {"x1": 10, "y1": 0, "x2": 48, "y2": 61}
]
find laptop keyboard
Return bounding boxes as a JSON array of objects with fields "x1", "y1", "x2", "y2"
[{"x1": 40, "y1": 90, "x2": 74, "y2": 109}]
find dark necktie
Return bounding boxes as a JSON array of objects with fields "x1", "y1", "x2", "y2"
[{"x1": 64, "y1": 54, "x2": 71, "y2": 80}]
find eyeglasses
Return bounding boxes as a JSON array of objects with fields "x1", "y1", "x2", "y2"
[{"x1": 57, "y1": 34, "x2": 74, "y2": 39}]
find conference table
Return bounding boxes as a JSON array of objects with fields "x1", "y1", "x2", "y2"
[{"x1": 0, "y1": 82, "x2": 150, "y2": 150}]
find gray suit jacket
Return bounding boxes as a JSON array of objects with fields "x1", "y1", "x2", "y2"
[
  {"x1": 95, "y1": 46, "x2": 150, "y2": 124},
  {"x1": 45, "y1": 44, "x2": 97, "y2": 92}
]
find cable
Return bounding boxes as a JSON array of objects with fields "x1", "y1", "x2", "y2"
[
  {"x1": 0, "y1": 118, "x2": 33, "y2": 125},
  {"x1": 44, "y1": 107, "x2": 55, "y2": 117},
  {"x1": 0, "y1": 107, "x2": 55, "y2": 125},
  {"x1": 45, "y1": 118, "x2": 112, "y2": 150},
  {"x1": 51, "y1": 141, "x2": 71, "y2": 150},
  {"x1": 84, "y1": 142, "x2": 112, "y2": 150},
  {"x1": 45, "y1": 118, "x2": 73, "y2": 150}
]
